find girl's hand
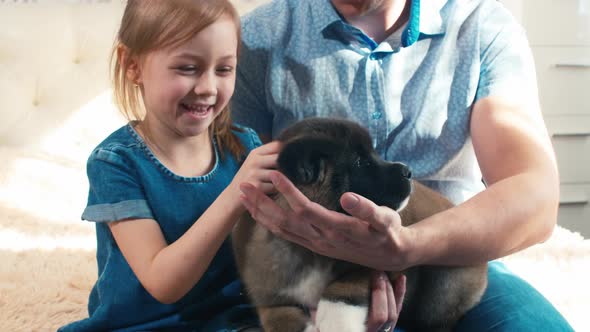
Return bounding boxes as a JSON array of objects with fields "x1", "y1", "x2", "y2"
[
  {"x1": 230, "y1": 141, "x2": 281, "y2": 197},
  {"x1": 239, "y1": 170, "x2": 414, "y2": 272}
]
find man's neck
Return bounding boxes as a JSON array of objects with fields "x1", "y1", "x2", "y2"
[{"x1": 332, "y1": 0, "x2": 410, "y2": 43}]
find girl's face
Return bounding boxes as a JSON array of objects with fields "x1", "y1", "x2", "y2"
[{"x1": 137, "y1": 15, "x2": 238, "y2": 139}]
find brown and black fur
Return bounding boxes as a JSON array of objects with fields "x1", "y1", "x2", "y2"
[{"x1": 232, "y1": 118, "x2": 488, "y2": 332}]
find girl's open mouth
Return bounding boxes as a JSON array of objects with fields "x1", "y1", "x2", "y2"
[{"x1": 181, "y1": 103, "x2": 214, "y2": 118}]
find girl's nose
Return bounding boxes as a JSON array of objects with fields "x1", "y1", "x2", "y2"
[{"x1": 194, "y1": 71, "x2": 216, "y2": 96}]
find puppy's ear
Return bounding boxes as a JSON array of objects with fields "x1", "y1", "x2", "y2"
[{"x1": 278, "y1": 137, "x2": 339, "y2": 185}]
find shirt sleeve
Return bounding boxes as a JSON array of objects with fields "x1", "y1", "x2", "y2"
[
  {"x1": 231, "y1": 15, "x2": 274, "y2": 139},
  {"x1": 82, "y1": 148, "x2": 154, "y2": 223},
  {"x1": 475, "y1": 5, "x2": 539, "y2": 104}
]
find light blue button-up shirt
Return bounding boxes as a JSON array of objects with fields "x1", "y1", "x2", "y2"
[{"x1": 232, "y1": 0, "x2": 538, "y2": 204}]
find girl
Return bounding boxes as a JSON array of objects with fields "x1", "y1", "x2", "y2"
[{"x1": 59, "y1": 0, "x2": 279, "y2": 331}]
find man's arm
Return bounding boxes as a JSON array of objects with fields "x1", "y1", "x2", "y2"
[
  {"x1": 238, "y1": 94, "x2": 559, "y2": 270},
  {"x1": 405, "y1": 95, "x2": 559, "y2": 266}
]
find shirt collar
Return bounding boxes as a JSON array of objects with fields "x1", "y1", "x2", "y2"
[
  {"x1": 417, "y1": 0, "x2": 447, "y2": 36},
  {"x1": 316, "y1": 0, "x2": 447, "y2": 48}
]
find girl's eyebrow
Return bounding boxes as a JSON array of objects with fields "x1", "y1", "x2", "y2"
[{"x1": 173, "y1": 53, "x2": 237, "y2": 61}]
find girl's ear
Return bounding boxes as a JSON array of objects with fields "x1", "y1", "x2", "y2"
[{"x1": 118, "y1": 45, "x2": 142, "y2": 85}]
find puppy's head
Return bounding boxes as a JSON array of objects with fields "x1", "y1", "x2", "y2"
[{"x1": 277, "y1": 117, "x2": 412, "y2": 212}]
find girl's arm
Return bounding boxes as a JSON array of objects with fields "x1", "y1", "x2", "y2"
[{"x1": 109, "y1": 141, "x2": 280, "y2": 304}]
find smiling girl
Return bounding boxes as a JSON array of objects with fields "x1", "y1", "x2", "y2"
[{"x1": 58, "y1": 1, "x2": 279, "y2": 331}]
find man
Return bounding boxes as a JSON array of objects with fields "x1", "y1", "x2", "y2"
[{"x1": 232, "y1": 0, "x2": 574, "y2": 331}]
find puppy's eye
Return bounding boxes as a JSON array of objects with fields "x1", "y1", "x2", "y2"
[
  {"x1": 354, "y1": 158, "x2": 361, "y2": 168},
  {"x1": 353, "y1": 157, "x2": 371, "y2": 168}
]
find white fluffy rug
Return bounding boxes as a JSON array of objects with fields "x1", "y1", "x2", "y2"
[{"x1": 1, "y1": 94, "x2": 589, "y2": 331}]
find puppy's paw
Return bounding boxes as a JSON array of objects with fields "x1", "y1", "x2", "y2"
[{"x1": 315, "y1": 299, "x2": 367, "y2": 332}]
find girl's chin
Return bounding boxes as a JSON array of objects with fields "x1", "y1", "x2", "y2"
[{"x1": 178, "y1": 123, "x2": 211, "y2": 138}]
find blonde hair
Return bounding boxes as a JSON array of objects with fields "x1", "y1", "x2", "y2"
[{"x1": 111, "y1": 0, "x2": 245, "y2": 160}]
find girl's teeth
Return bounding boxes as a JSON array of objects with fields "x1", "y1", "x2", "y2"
[{"x1": 185, "y1": 104, "x2": 210, "y2": 113}]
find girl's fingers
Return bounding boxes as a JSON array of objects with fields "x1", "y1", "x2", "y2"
[
  {"x1": 246, "y1": 152, "x2": 279, "y2": 169},
  {"x1": 254, "y1": 141, "x2": 282, "y2": 154}
]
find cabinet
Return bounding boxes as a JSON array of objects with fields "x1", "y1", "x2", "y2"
[{"x1": 503, "y1": 0, "x2": 590, "y2": 236}]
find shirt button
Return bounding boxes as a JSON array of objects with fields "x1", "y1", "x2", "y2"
[{"x1": 371, "y1": 112, "x2": 383, "y2": 120}]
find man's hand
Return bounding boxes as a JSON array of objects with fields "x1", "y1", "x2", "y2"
[
  {"x1": 366, "y1": 272, "x2": 406, "y2": 332},
  {"x1": 239, "y1": 170, "x2": 414, "y2": 272},
  {"x1": 308, "y1": 272, "x2": 406, "y2": 332}
]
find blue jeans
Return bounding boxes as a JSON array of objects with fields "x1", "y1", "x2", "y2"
[{"x1": 396, "y1": 261, "x2": 574, "y2": 331}]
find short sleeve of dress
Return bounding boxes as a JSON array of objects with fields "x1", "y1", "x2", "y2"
[
  {"x1": 232, "y1": 126, "x2": 264, "y2": 163},
  {"x1": 242, "y1": 127, "x2": 263, "y2": 151},
  {"x1": 82, "y1": 147, "x2": 154, "y2": 223},
  {"x1": 475, "y1": 5, "x2": 539, "y2": 104}
]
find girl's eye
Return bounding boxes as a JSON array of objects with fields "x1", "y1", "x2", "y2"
[
  {"x1": 176, "y1": 65, "x2": 197, "y2": 73},
  {"x1": 216, "y1": 66, "x2": 234, "y2": 75}
]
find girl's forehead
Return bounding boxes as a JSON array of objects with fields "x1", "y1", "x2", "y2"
[
  {"x1": 146, "y1": 23, "x2": 238, "y2": 61},
  {"x1": 169, "y1": 16, "x2": 238, "y2": 48}
]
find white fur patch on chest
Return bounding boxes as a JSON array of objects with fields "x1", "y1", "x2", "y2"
[
  {"x1": 279, "y1": 266, "x2": 332, "y2": 307},
  {"x1": 316, "y1": 299, "x2": 368, "y2": 332}
]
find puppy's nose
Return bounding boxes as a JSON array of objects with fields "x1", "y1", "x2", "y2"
[
  {"x1": 402, "y1": 166, "x2": 412, "y2": 179},
  {"x1": 391, "y1": 162, "x2": 412, "y2": 179},
  {"x1": 402, "y1": 165, "x2": 412, "y2": 179}
]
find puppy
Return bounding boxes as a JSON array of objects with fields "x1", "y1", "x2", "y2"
[{"x1": 232, "y1": 118, "x2": 487, "y2": 332}]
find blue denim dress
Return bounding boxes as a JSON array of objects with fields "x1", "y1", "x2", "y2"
[{"x1": 59, "y1": 123, "x2": 262, "y2": 332}]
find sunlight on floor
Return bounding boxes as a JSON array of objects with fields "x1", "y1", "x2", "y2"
[
  {"x1": 0, "y1": 91, "x2": 123, "y2": 252},
  {"x1": 0, "y1": 229, "x2": 95, "y2": 251}
]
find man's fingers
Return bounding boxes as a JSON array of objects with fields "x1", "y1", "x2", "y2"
[
  {"x1": 366, "y1": 271, "x2": 389, "y2": 332},
  {"x1": 270, "y1": 172, "x2": 366, "y2": 234},
  {"x1": 240, "y1": 181, "x2": 323, "y2": 240},
  {"x1": 366, "y1": 272, "x2": 405, "y2": 332},
  {"x1": 393, "y1": 274, "x2": 407, "y2": 316},
  {"x1": 385, "y1": 273, "x2": 396, "y2": 320},
  {"x1": 257, "y1": 182, "x2": 276, "y2": 194},
  {"x1": 244, "y1": 171, "x2": 391, "y2": 259},
  {"x1": 341, "y1": 192, "x2": 397, "y2": 233},
  {"x1": 269, "y1": 171, "x2": 312, "y2": 211},
  {"x1": 240, "y1": 183, "x2": 284, "y2": 230},
  {"x1": 269, "y1": 179, "x2": 382, "y2": 247}
]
